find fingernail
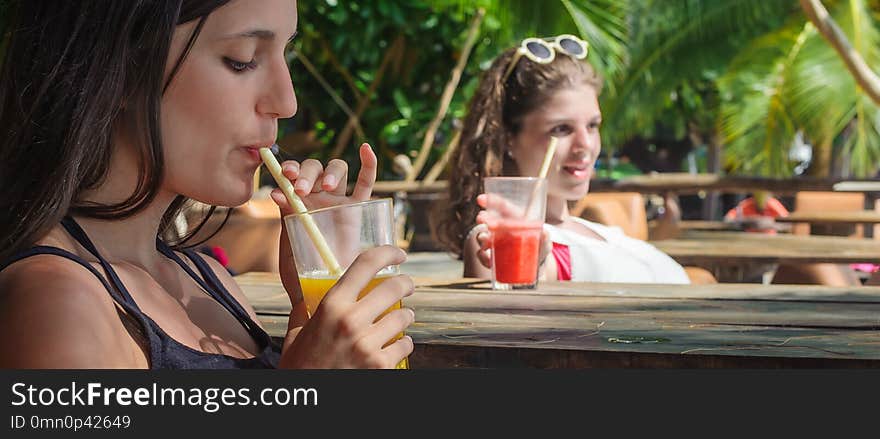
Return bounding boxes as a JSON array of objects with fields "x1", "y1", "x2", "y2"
[
  {"x1": 406, "y1": 308, "x2": 416, "y2": 321},
  {"x1": 323, "y1": 175, "x2": 336, "y2": 188}
]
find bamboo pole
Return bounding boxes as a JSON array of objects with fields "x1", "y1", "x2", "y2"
[
  {"x1": 405, "y1": 8, "x2": 485, "y2": 182},
  {"x1": 289, "y1": 49, "x2": 365, "y2": 140},
  {"x1": 330, "y1": 34, "x2": 404, "y2": 158},
  {"x1": 422, "y1": 129, "x2": 461, "y2": 186}
]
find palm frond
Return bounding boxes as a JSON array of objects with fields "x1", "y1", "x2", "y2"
[
  {"x1": 719, "y1": 22, "x2": 807, "y2": 176},
  {"x1": 603, "y1": 0, "x2": 796, "y2": 147}
]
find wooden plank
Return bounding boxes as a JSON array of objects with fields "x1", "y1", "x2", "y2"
[
  {"x1": 371, "y1": 176, "x2": 880, "y2": 197},
  {"x1": 239, "y1": 273, "x2": 880, "y2": 367},
  {"x1": 235, "y1": 272, "x2": 880, "y2": 303},
  {"x1": 650, "y1": 231, "x2": 880, "y2": 264},
  {"x1": 255, "y1": 315, "x2": 880, "y2": 367},
  {"x1": 775, "y1": 210, "x2": 880, "y2": 225}
]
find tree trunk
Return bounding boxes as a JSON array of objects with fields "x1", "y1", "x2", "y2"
[
  {"x1": 808, "y1": 140, "x2": 833, "y2": 178},
  {"x1": 800, "y1": 0, "x2": 880, "y2": 105},
  {"x1": 702, "y1": 132, "x2": 724, "y2": 220}
]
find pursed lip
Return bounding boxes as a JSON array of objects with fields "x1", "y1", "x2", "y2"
[{"x1": 240, "y1": 142, "x2": 275, "y2": 162}]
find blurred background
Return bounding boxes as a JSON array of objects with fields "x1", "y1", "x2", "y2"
[{"x1": 281, "y1": 0, "x2": 880, "y2": 183}]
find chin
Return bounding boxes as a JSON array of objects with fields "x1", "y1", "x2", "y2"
[
  {"x1": 191, "y1": 182, "x2": 253, "y2": 208},
  {"x1": 559, "y1": 182, "x2": 591, "y2": 201}
]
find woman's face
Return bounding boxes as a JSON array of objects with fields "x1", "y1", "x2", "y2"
[
  {"x1": 509, "y1": 84, "x2": 602, "y2": 201},
  {"x1": 160, "y1": 0, "x2": 298, "y2": 207}
]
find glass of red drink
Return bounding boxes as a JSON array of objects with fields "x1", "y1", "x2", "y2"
[{"x1": 483, "y1": 177, "x2": 547, "y2": 290}]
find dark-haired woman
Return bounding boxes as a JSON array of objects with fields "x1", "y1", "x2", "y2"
[{"x1": 0, "y1": 0, "x2": 414, "y2": 369}]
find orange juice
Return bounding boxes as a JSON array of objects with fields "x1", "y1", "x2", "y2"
[{"x1": 299, "y1": 272, "x2": 409, "y2": 369}]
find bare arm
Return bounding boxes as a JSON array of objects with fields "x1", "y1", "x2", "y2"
[
  {"x1": 649, "y1": 192, "x2": 682, "y2": 241},
  {"x1": 0, "y1": 257, "x2": 147, "y2": 369}
]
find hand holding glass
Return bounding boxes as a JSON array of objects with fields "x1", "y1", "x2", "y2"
[
  {"x1": 483, "y1": 177, "x2": 548, "y2": 290},
  {"x1": 285, "y1": 198, "x2": 409, "y2": 369}
]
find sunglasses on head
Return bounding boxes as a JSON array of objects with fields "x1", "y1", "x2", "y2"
[{"x1": 502, "y1": 34, "x2": 589, "y2": 83}]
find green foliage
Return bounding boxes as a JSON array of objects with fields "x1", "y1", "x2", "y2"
[
  {"x1": 603, "y1": 0, "x2": 795, "y2": 151},
  {"x1": 288, "y1": 0, "x2": 628, "y2": 181},
  {"x1": 718, "y1": 0, "x2": 880, "y2": 177},
  {"x1": 287, "y1": 0, "x2": 880, "y2": 180}
]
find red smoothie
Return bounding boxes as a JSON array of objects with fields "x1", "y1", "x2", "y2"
[{"x1": 490, "y1": 219, "x2": 543, "y2": 285}]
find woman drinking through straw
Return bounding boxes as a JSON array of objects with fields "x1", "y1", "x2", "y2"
[{"x1": 0, "y1": 0, "x2": 414, "y2": 369}]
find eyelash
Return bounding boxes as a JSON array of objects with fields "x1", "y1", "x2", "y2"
[
  {"x1": 224, "y1": 57, "x2": 258, "y2": 73},
  {"x1": 550, "y1": 122, "x2": 601, "y2": 136}
]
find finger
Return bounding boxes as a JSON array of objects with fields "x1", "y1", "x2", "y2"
[
  {"x1": 483, "y1": 193, "x2": 525, "y2": 218},
  {"x1": 477, "y1": 248, "x2": 492, "y2": 269},
  {"x1": 476, "y1": 230, "x2": 490, "y2": 251},
  {"x1": 324, "y1": 245, "x2": 407, "y2": 304},
  {"x1": 270, "y1": 189, "x2": 295, "y2": 217},
  {"x1": 281, "y1": 160, "x2": 301, "y2": 181},
  {"x1": 380, "y1": 335, "x2": 414, "y2": 369},
  {"x1": 476, "y1": 211, "x2": 499, "y2": 229},
  {"x1": 350, "y1": 143, "x2": 377, "y2": 201},
  {"x1": 351, "y1": 275, "x2": 414, "y2": 326},
  {"x1": 322, "y1": 159, "x2": 349, "y2": 195},
  {"x1": 360, "y1": 307, "x2": 414, "y2": 350},
  {"x1": 294, "y1": 159, "x2": 325, "y2": 196}
]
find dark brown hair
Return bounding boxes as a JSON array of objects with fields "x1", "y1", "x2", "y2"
[
  {"x1": 433, "y1": 44, "x2": 602, "y2": 257},
  {"x1": 0, "y1": 0, "x2": 233, "y2": 263}
]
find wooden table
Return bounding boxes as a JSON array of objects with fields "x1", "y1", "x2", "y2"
[
  {"x1": 676, "y1": 220, "x2": 792, "y2": 233},
  {"x1": 775, "y1": 211, "x2": 880, "y2": 226},
  {"x1": 237, "y1": 272, "x2": 880, "y2": 368},
  {"x1": 650, "y1": 231, "x2": 880, "y2": 266}
]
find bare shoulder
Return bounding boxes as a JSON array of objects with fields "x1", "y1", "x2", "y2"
[
  {"x1": 0, "y1": 256, "x2": 146, "y2": 368},
  {"x1": 197, "y1": 254, "x2": 262, "y2": 325}
]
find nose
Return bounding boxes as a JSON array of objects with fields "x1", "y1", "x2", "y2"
[
  {"x1": 257, "y1": 57, "x2": 298, "y2": 119},
  {"x1": 571, "y1": 126, "x2": 597, "y2": 157}
]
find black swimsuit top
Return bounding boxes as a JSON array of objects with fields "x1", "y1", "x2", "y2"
[{"x1": 0, "y1": 216, "x2": 281, "y2": 369}]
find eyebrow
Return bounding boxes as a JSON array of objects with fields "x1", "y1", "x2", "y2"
[
  {"x1": 222, "y1": 29, "x2": 298, "y2": 42},
  {"x1": 545, "y1": 115, "x2": 602, "y2": 124}
]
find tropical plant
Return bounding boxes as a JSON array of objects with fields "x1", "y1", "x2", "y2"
[
  {"x1": 286, "y1": 0, "x2": 629, "y2": 181},
  {"x1": 605, "y1": 0, "x2": 880, "y2": 178}
]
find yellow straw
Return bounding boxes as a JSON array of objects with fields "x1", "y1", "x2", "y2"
[
  {"x1": 259, "y1": 146, "x2": 343, "y2": 276},
  {"x1": 537, "y1": 136, "x2": 558, "y2": 179},
  {"x1": 523, "y1": 137, "x2": 557, "y2": 217}
]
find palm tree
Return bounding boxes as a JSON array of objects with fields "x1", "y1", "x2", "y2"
[
  {"x1": 604, "y1": 0, "x2": 880, "y2": 178},
  {"x1": 720, "y1": 0, "x2": 880, "y2": 178}
]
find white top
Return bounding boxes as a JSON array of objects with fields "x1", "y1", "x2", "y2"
[{"x1": 546, "y1": 217, "x2": 690, "y2": 284}]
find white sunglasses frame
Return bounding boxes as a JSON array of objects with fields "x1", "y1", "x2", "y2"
[{"x1": 502, "y1": 34, "x2": 589, "y2": 82}]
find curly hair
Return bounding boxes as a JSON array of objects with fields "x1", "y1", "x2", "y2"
[{"x1": 432, "y1": 44, "x2": 602, "y2": 257}]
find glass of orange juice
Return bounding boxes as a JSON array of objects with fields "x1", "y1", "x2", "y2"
[{"x1": 284, "y1": 198, "x2": 408, "y2": 369}]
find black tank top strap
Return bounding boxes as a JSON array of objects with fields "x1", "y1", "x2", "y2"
[
  {"x1": 2, "y1": 245, "x2": 119, "y2": 298},
  {"x1": 2, "y1": 216, "x2": 280, "y2": 368},
  {"x1": 59, "y1": 216, "x2": 143, "y2": 312},
  {"x1": 0, "y1": 244, "x2": 163, "y2": 364},
  {"x1": 156, "y1": 239, "x2": 257, "y2": 336},
  {"x1": 156, "y1": 241, "x2": 269, "y2": 344}
]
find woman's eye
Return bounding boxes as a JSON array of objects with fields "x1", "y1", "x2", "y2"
[
  {"x1": 550, "y1": 125, "x2": 572, "y2": 136},
  {"x1": 224, "y1": 57, "x2": 257, "y2": 73},
  {"x1": 589, "y1": 121, "x2": 602, "y2": 130}
]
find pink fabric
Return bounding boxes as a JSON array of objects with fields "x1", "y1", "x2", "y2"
[
  {"x1": 851, "y1": 263, "x2": 880, "y2": 273},
  {"x1": 552, "y1": 242, "x2": 572, "y2": 281},
  {"x1": 211, "y1": 245, "x2": 230, "y2": 267}
]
